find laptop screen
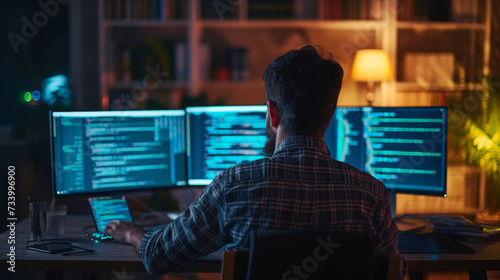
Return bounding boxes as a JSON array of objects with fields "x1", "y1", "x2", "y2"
[{"x1": 88, "y1": 195, "x2": 133, "y2": 233}]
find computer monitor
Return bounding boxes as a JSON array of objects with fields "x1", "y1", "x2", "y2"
[
  {"x1": 325, "y1": 107, "x2": 447, "y2": 197},
  {"x1": 186, "y1": 106, "x2": 268, "y2": 186},
  {"x1": 50, "y1": 110, "x2": 187, "y2": 197}
]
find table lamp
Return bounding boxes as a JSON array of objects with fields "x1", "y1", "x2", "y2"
[{"x1": 351, "y1": 49, "x2": 393, "y2": 106}]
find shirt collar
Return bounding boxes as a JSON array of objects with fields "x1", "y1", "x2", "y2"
[{"x1": 273, "y1": 135, "x2": 331, "y2": 157}]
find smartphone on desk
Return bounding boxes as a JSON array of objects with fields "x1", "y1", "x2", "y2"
[{"x1": 27, "y1": 242, "x2": 73, "y2": 254}]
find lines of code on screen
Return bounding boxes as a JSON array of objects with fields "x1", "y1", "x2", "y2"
[
  {"x1": 88, "y1": 196, "x2": 133, "y2": 233},
  {"x1": 52, "y1": 111, "x2": 186, "y2": 196},
  {"x1": 325, "y1": 107, "x2": 447, "y2": 195},
  {"x1": 186, "y1": 106, "x2": 267, "y2": 185}
]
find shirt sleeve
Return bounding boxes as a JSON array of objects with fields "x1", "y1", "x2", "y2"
[{"x1": 139, "y1": 174, "x2": 228, "y2": 275}]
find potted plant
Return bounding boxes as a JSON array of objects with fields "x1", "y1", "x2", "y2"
[{"x1": 448, "y1": 75, "x2": 500, "y2": 218}]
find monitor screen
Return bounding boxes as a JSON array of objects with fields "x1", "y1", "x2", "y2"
[
  {"x1": 325, "y1": 107, "x2": 447, "y2": 196},
  {"x1": 186, "y1": 106, "x2": 268, "y2": 186},
  {"x1": 50, "y1": 110, "x2": 187, "y2": 197}
]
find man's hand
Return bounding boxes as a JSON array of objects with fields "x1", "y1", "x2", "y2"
[{"x1": 104, "y1": 220, "x2": 146, "y2": 254}]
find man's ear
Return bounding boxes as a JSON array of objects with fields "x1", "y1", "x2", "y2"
[{"x1": 267, "y1": 101, "x2": 280, "y2": 129}]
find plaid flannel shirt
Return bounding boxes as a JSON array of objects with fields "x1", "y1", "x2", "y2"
[{"x1": 139, "y1": 135, "x2": 406, "y2": 278}]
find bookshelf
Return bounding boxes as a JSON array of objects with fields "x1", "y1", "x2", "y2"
[
  {"x1": 97, "y1": 0, "x2": 491, "y2": 109},
  {"x1": 394, "y1": 0, "x2": 491, "y2": 106}
]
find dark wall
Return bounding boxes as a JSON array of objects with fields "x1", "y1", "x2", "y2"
[{"x1": 0, "y1": 1, "x2": 70, "y2": 231}]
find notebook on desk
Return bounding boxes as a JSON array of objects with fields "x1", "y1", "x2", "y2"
[{"x1": 88, "y1": 195, "x2": 134, "y2": 241}]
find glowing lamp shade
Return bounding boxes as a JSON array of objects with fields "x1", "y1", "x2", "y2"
[
  {"x1": 352, "y1": 50, "x2": 392, "y2": 81},
  {"x1": 351, "y1": 50, "x2": 392, "y2": 105}
]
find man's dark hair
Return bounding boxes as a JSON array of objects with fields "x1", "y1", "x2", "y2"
[{"x1": 263, "y1": 45, "x2": 344, "y2": 136}]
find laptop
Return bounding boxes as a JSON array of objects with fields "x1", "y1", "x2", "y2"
[{"x1": 88, "y1": 195, "x2": 134, "y2": 241}]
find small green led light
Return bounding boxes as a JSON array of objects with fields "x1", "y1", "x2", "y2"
[{"x1": 24, "y1": 92, "x2": 32, "y2": 102}]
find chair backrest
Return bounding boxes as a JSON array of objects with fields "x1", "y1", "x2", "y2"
[
  {"x1": 246, "y1": 230, "x2": 375, "y2": 280},
  {"x1": 222, "y1": 230, "x2": 400, "y2": 280}
]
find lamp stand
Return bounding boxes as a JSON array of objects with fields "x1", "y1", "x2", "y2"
[{"x1": 366, "y1": 81, "x2": 375, "y2": 106}]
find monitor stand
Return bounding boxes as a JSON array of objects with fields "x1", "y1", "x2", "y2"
[{"x1": 389, "y1": 192, "x2": 397, "y2": 218}]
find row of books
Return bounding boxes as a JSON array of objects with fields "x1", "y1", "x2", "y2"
[
  {"x1": 107, "y1": 40, "x2": 177, "y2": 84},
  {"x1": 247, "y1": 0, "x2": 384, "y2": 20},
  {"x1": 247, "y1": 0, "x2": 312, "y2": 19},
  {"x1": 104, "y1": 0, "x2": 187, "y2": 20},
  {"x1": 324, "y1": 0, "x2": 383, "y2": 20},
  {"x1": 107, "y1": 41, "x2": 251, "y2": 86},
  {"x1": 398, "y1": 0, "x2": 480, "y2": 23},
  {"x1": 104, "y1": 0, "x2": 480, "y2": 22}
]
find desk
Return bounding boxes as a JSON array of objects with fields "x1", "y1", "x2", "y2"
[
  {"x1": 401, "y1": 234, "x2": 500, "y2": 280},
  {"x1": 0, "y1": 215, "x2": 222, "y2": 274},
  {"x1": 1, "y1": 216, "x2": 500, "y2": 279}
]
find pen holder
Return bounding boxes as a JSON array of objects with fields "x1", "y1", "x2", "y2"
[
  {"x1": 46, "y1": 204, "x2": 67, "y2": 238},
  {"x1": 29, "y1": 201, "x2": 47, "y2": 241}
]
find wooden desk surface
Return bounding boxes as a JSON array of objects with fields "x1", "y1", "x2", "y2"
[
  {"x1": 0, "y1": 215, "x2": 222, "y2": 272},
  {"x1": 1, "y1": 215, "x2": 500, "y2": 274},
  {"x1": 402, "y1": 236, "x2": 500, "y2": 272}
]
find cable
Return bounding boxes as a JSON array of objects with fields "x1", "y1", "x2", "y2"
[
  {"x1": 83, "y1": 224, "x2": 96, "y2": 235},
  {"x1": 62, "y1": 245, "x2": 95, "y2": 256}
]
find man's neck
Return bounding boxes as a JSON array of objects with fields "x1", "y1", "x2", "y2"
[
  {"x1": 274, "y1": 126, "x2": 325, "y2": 149},
  {"x1": 274, "y1": 126, "x2": 289, "y2": 148}
]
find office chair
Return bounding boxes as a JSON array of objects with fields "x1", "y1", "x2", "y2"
[{"x1": 221, "y1": 230, "x2": 399, "y2": 280}]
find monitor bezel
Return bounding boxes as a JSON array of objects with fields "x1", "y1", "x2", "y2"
[{"x1": 50, "y1": 110, "x2": 188, "y2": 198}]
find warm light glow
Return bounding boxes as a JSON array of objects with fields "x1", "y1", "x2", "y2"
[{"x1": 351, "y1": 49, "x2": 393, "y2": 81}]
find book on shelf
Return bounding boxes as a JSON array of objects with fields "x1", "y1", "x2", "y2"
[
  {"x1": 229, "y1": 47, "x2": 249, "y2": 82},
  {"x1": 104, "y1": 0, "x2": 186, "y2": 20},
  {"x1": 451, "y1": 0, "x2": 479, "y2": 23},
  {"x1": 105, "y1": 0, "x2": 160, "y2": 20},
  {"x1": 175, "y1": 42, "x2": 188, "y2": 82},
  {"x1": 174, "y1": 42, "x2": 211, "y2": 82},
  {"x1": 403, "y1": 52, "x2": 455, "y2": 88},
  {"x1": 199, "y1": 44, "x2": 212, "y2": 82},
  {"x1": 248, "y1": 0, "x2": 295, "y2": 19},
  {"x1": 108, "y1": 39, "x2": 178, "y2": 85},
  {"x1": 324, "y1": 0, "x2": 382, "y2": 20},
  {"x1": 295, "y1": 0, "x2": 316, "y2": 19},
  {"x1": 202, "y1": 0, "x2": 239, "y2": 20},
  {"x1": 398, "y1": 0, "x2": 479, "y2": 22}
]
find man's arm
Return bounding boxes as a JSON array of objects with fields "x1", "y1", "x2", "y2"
[
  {"x1": 104, "y1": 173, "x2": 229, "y2": 275},
  {"x1": 138, "y1": 180, "x2": 228, "y2": 274},
  {"x1": 104, "y1": 220, "x2": 146, "y2": 255}
]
